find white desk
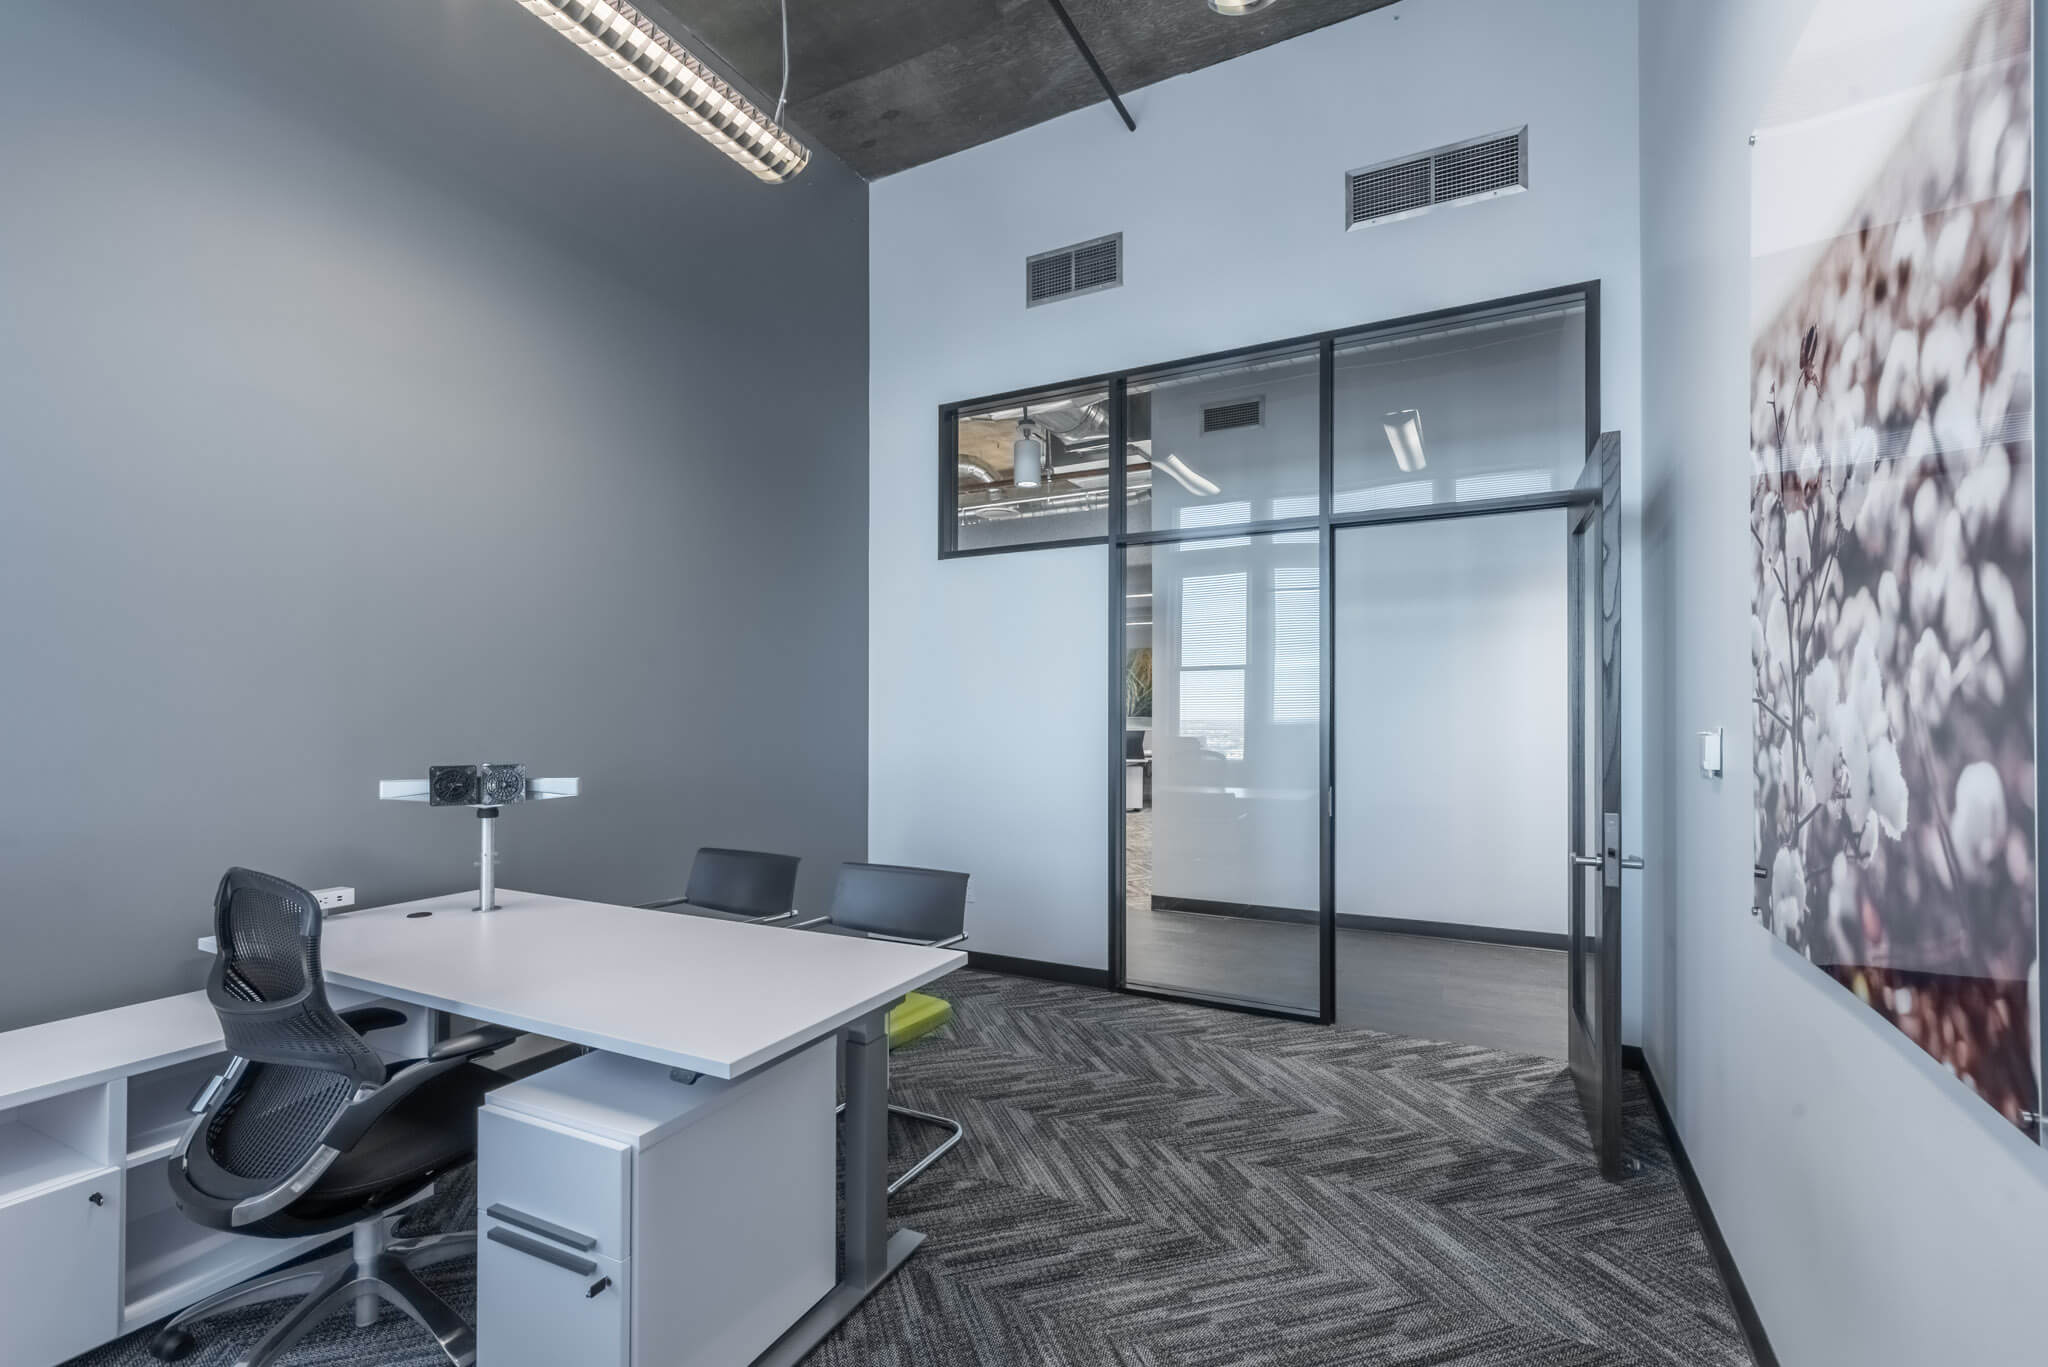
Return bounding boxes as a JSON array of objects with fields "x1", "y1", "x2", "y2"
[{"x1": 206, "y1": 887, "x2": 964, "y2": 1366}]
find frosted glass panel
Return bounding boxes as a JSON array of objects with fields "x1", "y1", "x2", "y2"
[
  {"x1": 1333, "y1": 299, "x2": 1586, "y2": 513},
  {"x1": 1124, "y1": 532, "x2": 1321, "y2": 1015}
]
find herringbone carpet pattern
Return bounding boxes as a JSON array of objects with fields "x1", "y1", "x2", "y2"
[{"x1": 74, "y1": 971, "x2": 1748, "y2": 1366}]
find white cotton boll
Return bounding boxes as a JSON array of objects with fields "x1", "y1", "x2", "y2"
[
  {"x1": 1840, "y1": 331, "x2": 1866, "y2": 385},
  {"x1": 1977, "y1": 562, "x2": 2027, "y2": 679},
  {"x1": 1797, "y1": 442, "x2": 1823, "y2": 488},
  {"x1": 1998, "y1": 126, "x2": 2029, "y2": 199},
  {"x1": 1909, "y1": 559, "x2": 1943, "y2": 633},
  {"x1": 1936, "y1": 507, "x2": 1965, "y2": 568},
  {"x1": 1877, "y1": 571, "x2": 1902, "y2": 656},
  {"x1": 1850, "y1": 630, "x2": 1886, "y2": 742},
  {"x1": 1771, "y1": 846, "x2": 1807, "y2": 940},
  {"x1": 1933, "y1": 370, "x2": 1984, "y2": 462},
  {"x1": 1919, "y1": 316, "x2": 1966, "y2": 392},
  {"x1": 1750, "y1": 614, "x2": 1767, "y2": 669},
  {"x1": 1942, "y1": 553, "x2": 1980, "y2": 648},
  {"x1": 1878, "y1": 328, "x2": 1920, "y2": 419},
  {"x1": 1833, "y1": 590, "x2": 1875, "y2": 658},
  {"x1": 1911, "y1": 479, "x2": 1940, "y2": 546},
  {"x1": 1975, "y1": 658, "x2": 2006, "y2": 707},
  {"x1": 1804, "y1": 655, "x2": 1841, "y2": 715},
  {"x1": 1766, "y1": 597, "x2": 1791, "y2": 673},
  {"x1": 1931, "y1": 213, "x2": 1973, "y2": 284},
  {"x1": 1908, "y1": 629, "x2": 1955, "y2": 720},
  {"x1": 1951, "y1": 762, "x2": 2008, "y2": 881},
  {"x1": 1984, "y1": 256, "x2": 2013, "y2": 338},
  {"x1": 1954, "y1": 444, "x2": 2011, "y2": 538},
  {"x1": 1891, "y1": 214, "x2": 1927, "y2": 274},
  {"x1": 1836, "y1": 703, "x2": 1871, "y2": 826},
  {"x1": 1785, "y1": 511, "x2": 1812, "y2": 582},
  {"x1": 1867, "y1": 737, "x2": 1908, "y2": 838},
  {"x1": 1968, "y1": 92, "x2": 2011, "y2": 202}
]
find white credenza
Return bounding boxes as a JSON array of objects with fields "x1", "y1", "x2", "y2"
[
  {"x1": 0, "y1": 990, "x2": 429, "y2": 1367},
  {"x1": 477, "y1": 1038, "x2": 837, "y2": 1367}
]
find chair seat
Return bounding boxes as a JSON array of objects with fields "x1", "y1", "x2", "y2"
[{"x1": 306, "y1": 1062, "x2": 498, "y2": 1206}]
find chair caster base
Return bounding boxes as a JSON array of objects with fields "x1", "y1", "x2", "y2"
[{"x1": 148, "y1": 1327, "x2": 197, "y2": 1362}]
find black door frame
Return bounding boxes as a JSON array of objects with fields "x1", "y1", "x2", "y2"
[{"x1": 1103, "y1": 281, "x2": 1604, "y2": 1025}]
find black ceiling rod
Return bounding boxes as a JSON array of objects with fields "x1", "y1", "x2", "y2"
[{"x1": 1042, "y1": 0, "x2": 1137, "y2": 132}]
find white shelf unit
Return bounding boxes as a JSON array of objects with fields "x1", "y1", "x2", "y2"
[
  {"x1": 119, "y1": 1155, "x2": 333, "y2": 1333},
  {"x1": 123, "y1": 1054, "x2": 223, "y2": 1167},
  {"x1": 0, "y1": 989, "x2": 431, "y2": 1365}
]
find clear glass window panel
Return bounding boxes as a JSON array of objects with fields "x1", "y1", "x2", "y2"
[
  {"x1": 953, "y1": 385, "x2": 1111, "y2": 550},
  {"x1": 1333, "y1": 298, "x2": 1587, "y2": 514},
  {"x1": 1124, "y1": 532, "x2": 1321, "y2": 1016},
  {"x1": 1125, "y1": 344, "x2": 1320, "y2": 535}
]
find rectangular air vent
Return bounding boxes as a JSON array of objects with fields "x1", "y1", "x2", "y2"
[
  {"x1": 1026, "y1": 232, "x2": 1122, "y2": 307},
  {"x1": 1346, "y1": 127, "x2": 1528, "y2": 230},
  {"x1": 1202, "y1": 398, "x2": 1264, "y2": 433}
]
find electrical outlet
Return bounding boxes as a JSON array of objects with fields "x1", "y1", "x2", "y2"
[{"x1": 312, "y1": 886, "x2": 355, "y2": 913}]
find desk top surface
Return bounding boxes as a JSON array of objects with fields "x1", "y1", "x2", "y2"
[{"x1": 299, "y1": 889, "x2": 964, "y2": 1078}]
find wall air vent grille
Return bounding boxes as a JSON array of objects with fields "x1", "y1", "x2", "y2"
[
  {"x1": 1026, "y1": 232, "x2": 1122, "y2": 306},
  {"x1": 1346, "y1": 127, "x2": 1528, "y2": 230},
  {"x1": 1202, "y1": 398, "x2": 1265, "y2": 433}
]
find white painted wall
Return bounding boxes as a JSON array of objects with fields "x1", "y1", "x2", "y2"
[
  {"x1": 871, "y1": 0, "x2": 1643, "y2": 1021},
  {"x1": 1334, "y1": 511, "x2": 1569, "y2": 938},
  {"x1": 1638, "y1": 2, "x2": 2048, "y2": 1362}
]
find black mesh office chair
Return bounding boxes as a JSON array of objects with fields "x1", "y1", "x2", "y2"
[
  {"x1": 151, "y1": 868, "x2": 515, "y2": 1367},
  {"x1": 639, "y1": 846, "x2": 801, "y2": 923},
  {"x1": 798, "y1": 862, "x2": 969, "y2": 1193}
]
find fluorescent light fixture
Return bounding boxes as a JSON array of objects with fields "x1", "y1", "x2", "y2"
[
  {"x1": 1209, "y1": 0, "x2": 1278, "y2": 13},
  {"x1": 1014, "y1": 421, "x2": 1046, "y2": 488},
  {"x1": 1159, "y1": 454, "x2": 1221, "y2": 497},
  {"x1": 515, "y1": 0, "x2": 810, "y2": 183},
  {"x1": 1382, "y1": 409, "x2": 1426, "y2": 472}
]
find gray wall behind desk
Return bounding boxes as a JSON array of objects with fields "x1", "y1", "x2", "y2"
[{"x1": 0, "y1": 0, "x2": 870, "y2": 1031}]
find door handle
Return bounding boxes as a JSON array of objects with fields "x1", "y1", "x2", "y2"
[
  {"x1": 1620, "y1": 855, "x2": 1645, "y2": 870},
  {"x1": 1570, "y1": 854, "x2": 1603, "y2": 868}
]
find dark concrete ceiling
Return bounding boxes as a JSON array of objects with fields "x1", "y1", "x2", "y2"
[{"x1": 646, "y1": 0, "x2": 1403, "y2": 179}]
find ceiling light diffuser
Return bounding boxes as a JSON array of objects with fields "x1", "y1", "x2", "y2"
[
  {"x1": 1208, "y1": 0, "x2": 1278, "y2": 14},
  {"x1": 1382, "y1": 409, "x2": 1427, "y2": 472},
  {"x1": 515, "y1": 0, "x2": 810, "y2": 183}
]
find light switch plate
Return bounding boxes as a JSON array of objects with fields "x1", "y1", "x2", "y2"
[{"x1": 1698, "y1": 729, "x2": 1724, "y2": 778}]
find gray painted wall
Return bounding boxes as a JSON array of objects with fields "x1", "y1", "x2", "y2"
[{"x1": 0, "y1": 1, "x2": 869, "y2": 1032}]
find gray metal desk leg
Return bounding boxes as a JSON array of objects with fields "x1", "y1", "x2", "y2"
[{"x1": 751, "y1": 1008, "x2": 926, "y2": 1366}]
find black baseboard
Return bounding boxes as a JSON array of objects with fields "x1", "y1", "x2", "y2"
[
  {"x1": 1622, "y1": 1043, "x2": 1646, "y2": 1072},
  {"x1": 1150, "y1": 895, "x2": 1569, "y2": 952},
  {"x1": 1638, "y1": 1061, "x2": 1780, "y2": 1367},
  {"x1": 965, "y1": 951, "x2": 1112, "y2": 990}
]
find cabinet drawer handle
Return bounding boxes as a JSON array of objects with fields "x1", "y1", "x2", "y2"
[
  {"x1": 88, "y1": 1192, "x2": 105, "y2": 1207},
  {"x1": 487, "y1": 1227, "x2": 598, "y2": 1278},
  {"x1": 485, "y1": 1203, "x2": 597, "y2": 1252}
]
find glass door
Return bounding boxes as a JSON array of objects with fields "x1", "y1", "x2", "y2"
[
  {"x1": 1118, "y1": 344, "x2": 1325, "y2": 1019},
  {"x1": 1567, "y1": 433, "x2": 1626, "y2": 1180}
]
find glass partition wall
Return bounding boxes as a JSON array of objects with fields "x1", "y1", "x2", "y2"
[{"x1": 943, "y1": 283, "x2": 1601, "y2": 1023}]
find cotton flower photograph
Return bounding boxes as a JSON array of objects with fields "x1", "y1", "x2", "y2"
[{"x1": 1750, "y1": 0, "x2": 2038, "y2": 1135}]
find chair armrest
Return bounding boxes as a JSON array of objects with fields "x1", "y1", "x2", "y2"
[
  {"x1": 430, "y1": 1023, "x2": 522, "y2": 1062},
  {"x1": 638, "y1": 895, "x2": 691, "y2": 909},
  {"x1": 322, "y1": 1055, "x2": 466, "y2": 1153},
  {"x1": 337, "y1": 1005, "x2": 409, "y2": 1036}
]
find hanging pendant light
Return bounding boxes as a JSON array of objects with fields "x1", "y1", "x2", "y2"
[{"x1": 1014, "y1": 413, "x2": 1046, "y2": 488}]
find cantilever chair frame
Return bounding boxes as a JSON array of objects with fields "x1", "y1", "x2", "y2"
[{"x1": 794, "y1": 862, "x2": 970, "y2": 1195}]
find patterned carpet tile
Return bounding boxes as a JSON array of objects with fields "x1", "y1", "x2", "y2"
[{"x1": 70, "y1": 970, "x2": 1749, "y2": 1367}]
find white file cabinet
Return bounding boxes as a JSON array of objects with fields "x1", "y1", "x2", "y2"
[{"x1": 477, "y1": 1038, "x2": 837, "y2": 1367}]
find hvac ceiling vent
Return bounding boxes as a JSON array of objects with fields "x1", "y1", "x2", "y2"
[
  {"x1": 1346, "y1": 127, "x2": 1528, "y2": 230},
  {"x1": 1026, "y1": 232, "x2": 1122, "y2": 307},
  {"x1": 1202, "y1": 397, "x2": 1265, "y2": 433}
]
